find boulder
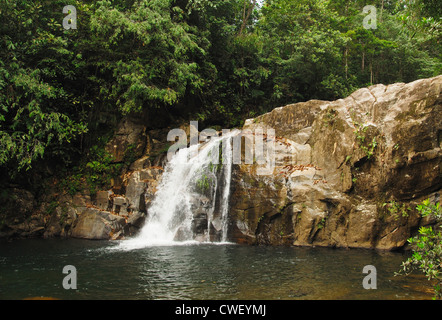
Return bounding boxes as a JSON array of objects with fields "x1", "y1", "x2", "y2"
[
  {"x1": 123, "y1": 171, "x2": 147, "y2": 213},
  {"x1": 228, "y1": 75, "x2": 442, "y2": 250},
  {"x1": 43, "y1": 206, "x2": 78, "y2": 238},
  {"x1": 96, "y1": 190, "x2": 112, "y2": 211},
  {"x1": 125, "y1": 210, "x2": 147, "y2": 236},
  {"x1": 112, "y1": 196, "x2": 129, "y2": 215},
  {"x1": 71, "y1": 208, "x2": 126, "y2": 240}
]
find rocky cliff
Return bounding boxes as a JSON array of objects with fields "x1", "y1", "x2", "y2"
[
  {"x1": 1, "y1": 75, "x2": 440, "y2": 250},
  {"x1": 228, "y1": 75, "x2": 441, "y2": 250}
]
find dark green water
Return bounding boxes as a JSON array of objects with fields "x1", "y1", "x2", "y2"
[{"x1": 0, "y1": 239, "x2": 433, "y2": 300}]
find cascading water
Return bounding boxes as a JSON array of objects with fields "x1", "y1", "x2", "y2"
[
  {"x1": 220, "y1": 136, "x2": 232, "y2": 243},
  {"x1": 118, "y1": 130, "x2": 238, "y2": 249}
]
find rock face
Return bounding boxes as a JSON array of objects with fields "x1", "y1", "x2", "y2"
[
  {"x1": 40, "y1": 123, "x2": 169, "y2": 240},
  {"x1": 41, "y1": 166, "x2": 163, "y2": 240},
  {"x1": 105, "y1": 116, "x2": 147, "y2": 163},
  {"x1": 227, "y1": 75, "x2": 442, "y2": 250},
  {"x1": 0, "y1": 188, "x2": 44, "y2": 238},
  {"x1": 70, "y1": 208, "x2": 126, "y2": 240},
  {"x1": 1, "y1": 76, "x2": 440, "y2": 250},
  {"x1": 0, "y1": 123, "x2": 168, "y2": 241}
]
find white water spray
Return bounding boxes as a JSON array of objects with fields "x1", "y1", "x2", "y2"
[{"x1": 117, "y1": 131, "x2": 238, "y2": 250}]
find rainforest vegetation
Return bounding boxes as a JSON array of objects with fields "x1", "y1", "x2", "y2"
[{"x1": 0, "y1": 0, "x2": 440, "y2": 183}]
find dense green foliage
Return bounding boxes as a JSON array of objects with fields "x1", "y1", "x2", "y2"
[
  {"x1": 0, "y1": 0, "x2": 88, "y2": 175},
  {"x1": 0, "y1": 0, "x2": 440, "y2": 183}
]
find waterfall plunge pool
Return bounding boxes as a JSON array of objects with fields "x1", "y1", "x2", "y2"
[{"x1": 0, "y1": 238, "x2": 433, "y2": 300}]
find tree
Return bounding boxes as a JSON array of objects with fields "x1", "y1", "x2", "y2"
[
  {"x1": 184, "y1": 0, "x2": 267, "y2": 126},
  {"x1": 0, "y1": 0, "x2": 440, "y2": 186},
  {"x1": 397, "y1": 199, "x2": 442, "y2": 300},
  {"x1": 257, "y1": 0, "x2": 351, "y2": 103},
  {"x1": 89, "y1": 0, "x2": 209, "y2": 115},
  {"x1": 0, "y1": 0, "x2": 88, "y2": 173},
  {"x1": 239, "y1": 0, "x2": 257, "y2": 36}
]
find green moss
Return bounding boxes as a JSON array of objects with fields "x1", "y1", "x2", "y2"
[
  {"x1": 196, "y1": 174, "x2": 212, "y2": 192},
  {"x1": 323, "y1": 108, "x2": 338, "y2": 127},
  {"x1": 317, "y1": 218, "x2": 326, "y2": 229},
  {"x1": 353, "y1": 123, "x2": 378, "y2": 160},
  {"x1": 382, "y1": 200, "x2": 411, "y2": 220},
  {"x1": 45, "y1": 201, "x2": 59, "y2": 215}
]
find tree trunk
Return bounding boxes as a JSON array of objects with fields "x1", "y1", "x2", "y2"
[
  {"x1": 238, "y1": 0, "x2": 257, "y2": 36},
  {"x1": 380, "y1": 0, "x2": 384, "y2": 22}
]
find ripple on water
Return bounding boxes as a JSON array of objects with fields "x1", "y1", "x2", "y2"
[{"x1": 0, "y1": 239, "x2": 434, "y2": 300}]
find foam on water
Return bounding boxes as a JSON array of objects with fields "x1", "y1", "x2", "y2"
[{"x1": 115, "y1": 131, "x2": 238, "y2": 251}]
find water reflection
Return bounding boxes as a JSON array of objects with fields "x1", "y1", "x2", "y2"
[
  {"x1": 132, "y1": 244, "x2": 239, "y2": 299},
  {"x1": 0, "y1": 239, "x2": 434, "y2": 300}
]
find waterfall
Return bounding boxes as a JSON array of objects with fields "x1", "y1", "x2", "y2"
[{"x1": 118, "y1": 130, "x2": 237, "y2": 249}]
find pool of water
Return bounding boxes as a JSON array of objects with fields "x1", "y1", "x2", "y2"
[{"x1": 0, "y1": 239, "x2": 433, "y2": 300}]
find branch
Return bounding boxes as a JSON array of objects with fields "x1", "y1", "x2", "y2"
[{"x1": 238, "y1": 0, "x2": 257, "y2": 36}]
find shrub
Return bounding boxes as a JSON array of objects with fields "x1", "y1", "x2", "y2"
[{"x1": 397, "y1": 199, "x2": 442, "y2": 299}]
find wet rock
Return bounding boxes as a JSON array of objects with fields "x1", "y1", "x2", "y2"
[
  {"x1": 174, "y1": 226, "x2": 189, "y2": 242},
  {"x1": 192, "y1": 213, "x2": 208, "y2": 236},
  {"x1": 71, "y1": 208, "x2": 126, "y2": 240},
  {"x1": 125, "y1": 211, "x2": 147, "y2": 236},
  {"x1": 43, "y1": 206, "x2": 78, "y2": 238},
  {"x1": 112, "y1": 196, "x2": 128, "y2": 215}
]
